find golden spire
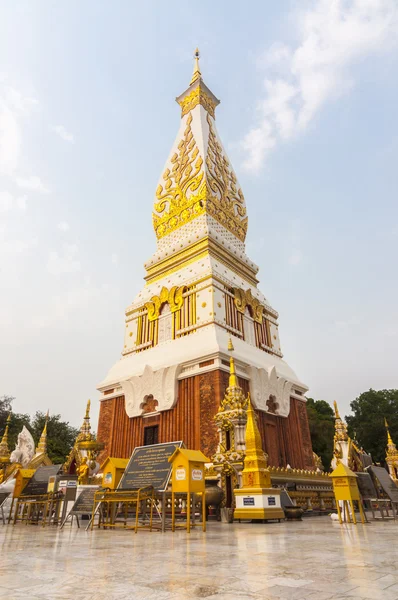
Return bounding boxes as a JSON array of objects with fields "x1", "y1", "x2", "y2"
[
  {"x1": 227, "y1": 337, "x2": 238, "y2": 388},
  {"x1": 36, "y1": 410, "x2": 49, "y2": 454},
  {"x1": 190, "y1": 47, "x2": 202, "y2": 85},
  {"x1": 333, "y1": 401, "x2": 348, "y2": 442},
  {"x1": 333, "y1": 401, "x2": 340, "y2": 419},
  {"x1": 241, "y1": 394, "x2": 271, "y2": 488},
  {"x1": 385, "y1": 418, "x2": 396, "y2": 450},
  {"x1": 0, "y1": 414, "x2": 11, "y2": 464},
  {"x1": 78, "y1": 399, "x2": 93, "y2": 442}
]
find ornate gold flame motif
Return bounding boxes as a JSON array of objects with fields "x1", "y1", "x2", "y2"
[{"x1": 153, "y1": 112, "x2": 248, "y2": 242}]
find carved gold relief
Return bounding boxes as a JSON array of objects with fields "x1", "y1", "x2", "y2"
[
  {"x1": 178, "y1": 86, "x2": 217, "y2": 119},
  {"x1": 144, "y1": 285, "x2": 186, "y2": 322},
  {"x1": 233, "y1": 287, "x2": 263, "y2": 323},
  {"x1": 153, "y1": 112, "x2": 248, "y2": 243}
]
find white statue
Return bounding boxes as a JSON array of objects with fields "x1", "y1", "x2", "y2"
[{"x1": 10, "y1": 426, "x2": 35, "y2": 467}]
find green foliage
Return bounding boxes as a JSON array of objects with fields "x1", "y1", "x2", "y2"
[
  {"x1": 346, "y1": 389, "x2": 398, "y2": 464},
  {"x1": 30, "y1": 412, "x2": 79, "y2": 465},
  {"x1": 306, "y1": 398, "x2": 335, "y2": 471},
  {"x1": 0, "y1": 396, "x2": 78, "y2": 465}
]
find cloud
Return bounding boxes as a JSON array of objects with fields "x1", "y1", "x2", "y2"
[
  {"x1": 242, "y1": 0, "x2": 398, "y2": 171},
  {"x1": 111, "y1": 253, "x2": 119, "y2": 265},
  {"x1": 57, "y1": 221, "x2": 70, "y2": 232},
  {"x1": 0, "y1": 191, "x2": 27, "y2": 212},
  {"x1": 47, "y1": 244, "x2": 81, "y2": 276},
  {"x1": 51, "y1": 124, "x2": 74, "y2": 143},
  {"x1": 0, "y1": 84, "x2": 37, "y2": 176},
  {"x1": 15, "y1": 175, "x2": 50, "y2": 194}
]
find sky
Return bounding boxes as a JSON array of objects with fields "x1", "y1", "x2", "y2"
[{"x1": 0, "y1": 0, "x2": 397, "y2": 429}]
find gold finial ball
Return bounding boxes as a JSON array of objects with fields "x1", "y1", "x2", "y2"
[
  {"x1": 227, "y1": 337, "x2": 234, "y2": 352},
  {"x1": 194, "y1": 47, "x2": 200, "y2": 59}
]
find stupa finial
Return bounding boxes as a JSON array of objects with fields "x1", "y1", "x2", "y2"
[
  {"x1": 227, "y1": 337, "x2": 238, "y2": 388},
  {"x1": 385, "y1": 418, "x2": 395, "y2": 448},
  {"x1": 36, "y1": 410, "x2": 49, "y2": 454},
  {"x1": 190, "y1": 47, "x2": 202, "y2": 86},
  {"x1": 0, "y1": 414, "x2": 11, "y2": 463}
]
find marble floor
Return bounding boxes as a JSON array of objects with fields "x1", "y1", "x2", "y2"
[{"x1": 1, "y1": 517, "x2": 398, "y2": 600}]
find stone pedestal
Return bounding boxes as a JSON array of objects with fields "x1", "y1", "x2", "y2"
[{"x1": 234, "y1": 487, "x2": 285, "y2": 521}]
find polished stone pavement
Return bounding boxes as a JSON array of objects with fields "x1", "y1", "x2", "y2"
[{"x1": 1, "y1": 517, "x2": 398, "y2": 600}]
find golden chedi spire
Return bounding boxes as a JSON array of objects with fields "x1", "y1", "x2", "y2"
[
  {"x1": 77, "y1": 399, "x2": 93, "y2": 442},
  {"x1": 241, "y1": 394, "x2": 271, "y2": 488},
  {"x1": 217, "y1": 338, "x2": 247, "y2": 414},
  {"x1": 36, "y1": 410, "x2": 49, "y2": 454},
  {"x1": 385, "y1": 418, "x2": 398, "y2": 455},
  {"x1": 190, "y1": 47, "x2": 202, "y2": 85},
  {"x1": 0, "y1": 414, "x2": 11, "y2": 464},
  {"x1": 334, "y1": 400, "x2": 348, "y2": 442}
]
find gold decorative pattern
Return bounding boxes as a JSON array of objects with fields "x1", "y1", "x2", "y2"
[
  {"x1": 153, "y1": 112, "x2": 248, "y2": 242},
  {"x1": 233, "y1": 287, "x2": 263, "y2": 323},
  {"x1": 178, "y1": 86, "x2": 217, "y2": 119},
  {"x1": 144, "y1": 285, "x2": 186, "y2": 322},
  {"x1": 205, "y1": 113, "x2": 247, "y2": 232}
]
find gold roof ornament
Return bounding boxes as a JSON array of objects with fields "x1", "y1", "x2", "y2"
[
  {"x1": 241, "y1": 394, "x2": 270, "y2": 488},
  {"x1": 0, "y1": 414, "x2": 11, "y2": 464},
  {"x1": 190, "y1": 47, "x2": 202, "y2": 85},
  {"x1": 36, "y1": 410, "x2": 49, "y2": 454}
]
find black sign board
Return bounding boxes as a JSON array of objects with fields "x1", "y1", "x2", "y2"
[
  {"x1": 268, "y1": 496, "x2": 276, "y2": 506},
  {"x1": 118, "y1": 441, "x2": 183, "y2": 492},
  {"x1": 21, "y1": 465, "x2": 63, "y2": 497},
  {"x1": 357, "y1": 472, "x2": 378, "y2": 499},
  {"x1": 369, "y1": 466, "x2": 398, "y2": 503},
  {"x1": 70, "y1": 486, "x2": 100, "y2": 516},
  {"x1": 280, "y1": 490, "x2": 294, "y2": 508},
  {"x1": 243, "y1": 497, "x2": 255, "y2": 506}
]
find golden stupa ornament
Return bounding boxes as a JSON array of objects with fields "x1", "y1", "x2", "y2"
[
  {"x1": 385, "y1": 418, "x2": 398, "y2": 482},
  {"x1": 36, "y1": 410, "x2": 49, "y2": 455},
  {"x1": 241, "y1": 395, "x2": 270, "y2": 489},
  {"x1": 190, "y1": 47, "x2": 202, "y2": 85},
  {"x1": 333, "y1": 400, "x2": 348, "y2": 443},
  {"x1": 234, "y1": 394, "x2": 284, "y2": 521},
  {"x1": 0, "y1": 414, "x2": 11, "y2": 465}
]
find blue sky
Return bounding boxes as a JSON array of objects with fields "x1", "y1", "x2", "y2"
[{"x1": 0, "y1": 0, "x2": 397, "y2": 428}]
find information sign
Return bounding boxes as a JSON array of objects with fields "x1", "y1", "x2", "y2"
[
  {"x1": 368, "y1": 466, "x2": 398, "y2": 503},
  {"x1": 243, "y1": 497, "x2": 255, "y2": 506},
  {"x1": 69, "y1": 487, "x2": 99, "y2": 516},
  {"x1": 20, "y1": 465, "x2": 63, "y2": 496},
  {"x1": 357, "y1": 472, "x2": 378, "y2": 499},
  {"x1": 119, "y1": 441, "x2": 183, "y2": 492},
  {"x1": 268, "y1": 497, "x2": 276, "y2": 506}
]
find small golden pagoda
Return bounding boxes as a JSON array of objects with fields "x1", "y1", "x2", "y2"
[
  {"x1": 0, "y1": 414, "x2": 11, "y2": 483},
  {"x1": 332, "y1": 401, "x2": 371, "y2": 472},
  {"x1": 384, "y1": 418, "x2": 398, "y2": 482},
  {"x1": 29, "y1": 411, "x2": 52, "y2": 469},
  {"x1": 64, "y1": 400, "x2": 103, "y2": 483},
  {"x1": 234, "y1": 395, "x2": 284, "y2": 521},
  {"x1": 212, "y1": 339, "x2": 248, "y2": 506}
]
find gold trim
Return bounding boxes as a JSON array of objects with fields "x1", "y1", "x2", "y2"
[{"x1": 178, "y1": 85, "x2": 217, "y2": 119}]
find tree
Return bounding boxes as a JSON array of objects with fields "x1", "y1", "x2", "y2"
[
  {"x1": 30, "y1": 412, "x2": 79, "y2": 465},
  {"x1": 346, "y1": 389, "x2": 398, "y2": 464},
  {"x1": 306, "y1": 398, "x2": 335, "y2": 471},
  {"x1": 0, "y1": 397, "x2": 79, "y2": 465}
]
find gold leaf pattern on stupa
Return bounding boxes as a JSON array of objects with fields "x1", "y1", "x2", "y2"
[{"x1": 152, "y1": 111, "x2": 248, "y2": 242}]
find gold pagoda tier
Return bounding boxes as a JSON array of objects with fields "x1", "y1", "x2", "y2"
[{"x1": 234, "y1": 395, "x2": 284, "y2": 521}]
